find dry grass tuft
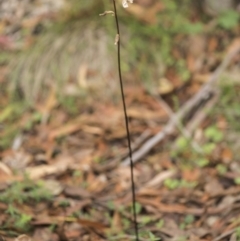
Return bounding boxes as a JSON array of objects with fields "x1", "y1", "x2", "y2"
[{"x1": 9, "y1": 20, "x2": 128, "y2": 103}]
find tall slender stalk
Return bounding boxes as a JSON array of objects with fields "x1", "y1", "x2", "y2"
[{"x1": 111, "y1": 1, "x2": 139, "y2": 240}]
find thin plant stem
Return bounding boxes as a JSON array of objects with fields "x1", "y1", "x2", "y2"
[{"x1": 111, "y1": 1, "x2": 139, "y2": 240}]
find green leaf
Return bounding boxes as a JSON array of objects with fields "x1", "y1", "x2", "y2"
[
  {"x1": 123, "y1": 218, "x2": 130, "y2": 229},
  {"x1": 156, "y1": 219, "x2": 164, "y2": 229},
  {"x1": 202, "y1": 143, "x2": 216, "y2": 154},
  {"x1": 235, "y1": 227, "x2": 240, "y2": 238},
  {"x1": 184, "y1": 214, "x2": 195, "y2": 224},
  {"x1": 217, "y1": 164, "x2": 227, "y2": 175},
  {"x1": 204, "y1": 126, "x2": 223, "y2": 142},
  {"x1": 176, "y1": 137, "x2": 189, "y2": 150},
  {"x1": 107, "y1": 201, "x2": 115, "y2": 210},
  {"x1": 182, "y1": 22, "x2": 203, "y2": 34},
  {"x1": 134, "y1": 202, "x2": 142, "y2": 214},
  {"x1": 148, "y1": 231, "x2": 160, "y2": 241},
  {"x1": 141, "y1": 216, "x2": 152, "y2": 224},
  {"x1": 6, "y1": 204, "x2": 19, "y2": 216},
  {"x1": 234, "y1": 178, "x2": 240, "y2": 185},
  {"x1": 197, "y1": 158, "x2": 209, "y2": 167},
  {"x1": 180, "y1": 180, "x2": 197, "y2": 188},
  {"x1": 164, "y1": 178, "x2": 180, "y2": 190},
  {"x1": 15, "y1": 214, "x2": 32, "y2": 230}
]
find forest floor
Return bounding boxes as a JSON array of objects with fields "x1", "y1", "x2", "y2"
[{"x1": 1, "y1": 1, "x2": 240, "y2": 241}]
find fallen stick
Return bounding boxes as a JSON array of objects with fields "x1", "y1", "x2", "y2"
[
  {"x1": 171, "y1": 92, "x2": 219, "y2": 151},
  {"x1": 154, "y1": 93, "x2": 203, "y2": 153},
  {"x1": 121, "y1": 38, "x2": 240, "y2": 166},
  {"x1": 186, "y1": 92, "x2": 219, "y2": 134},
  {"x1": 212, "y1": 229, "x2": 235, "y2": 241}
]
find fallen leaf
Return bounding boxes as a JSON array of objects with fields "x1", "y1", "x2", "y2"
[
  {"x1": 221, "y1": 147, "x2": 233, "y2": 164},
  {"x1": 137, "y1": 197, "x2": 203, "y2": 215},
  {"x1": 111, "y1": 211, "x2": 122, "y2": 233},
  {"x1": 158, "y1": 78, "x2": 174, "y2": 95},
  {"x1": 14, "y1": 235, "x2": 31, "y2": 241},
  {"x1": 25, "y1": 156, "x2": 73, "y2": 179},
  {"x1": 42, "y1": 179, "x2": 63, "y2": 196},
  {"x1": 204, "y1": 179, "x2": 224, "y2": 196},
  {"x1": 32, "y1": 228, "x2": 59, "y2": 241},
  {"x1": 2, "y1": 151, "x2": 32, "y2": 171},
  {"x1": 78, "y1": 64, "x2": 88, "y2": 88},
  {"x1": 88, "y1": 174, "x2": 107, "y2": 193},
  {"x1": 64, "y1": 186, "x2": 92, "y2": 199},
  {"x1": 49, "y1": 122, "x2": 83, "y2": 140},
  {"x1": 76, "y1": 218, "x2": 107, "y2": 230},
  {"x1": 127, "y1": 107, "x2": 167, "y2": 120},
  {"x1": 143, "y1": 169, "x2": 176, "y2": 188},
  {"x1": 182, "y1": 168, "x2": 201, "y2": 182}
]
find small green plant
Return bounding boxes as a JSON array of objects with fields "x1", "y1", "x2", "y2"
[
  {"x1": 196, "y1": 158, "x2": 209, "y2": 167},
  {"x1": 122, "y1": 218, "x2": 131, "y2": 229},
  {"x1": 216, "y1": 83, "x2": 240, "y2": 133},
  {"x1": 176, "y1": 60, "x2": 191, "y2": 82},
  {"x1": 58, "y1": 199, "x2": 70, "y2": 208},
  {"x1": 148, "y1": 231, "x2": 161, "y2": 241},
  {"x1": 139, "y1": 231, "x2": 161, "y2": 241},
  {"x1": 107, "y1": 200, "x2": 115, "y2": 210},
  {"x1": 6, "y1": 204, "x2": 19, "y2": 216},
  {"x1": 177, "y1": 236, "x2": 187, "y2": 241},
  {"x1": 217, "y1": 164, "x2": 227, "y2": 175},
  {"x1": 14, "y1": 213, "x2": 32, "y2": 231},
  {"x1": 129, "y1": 202, "x2": 142, "y2": 215},
  {"x1": 72, "y1": 170, "x2": 82, "y2": 177},
  {"x1": 164, "y1": 178, "x2": 197, "y2": 190},
  {"x1": 81, "y1": 181, "x2": 89, "y2": 188},
  {"x1": 180, "y1": 180, "x2": 197, "y2": 188},
  {"x1": 164, "y1": 178, "x2": 180, "y2": 190},
  {"x1": 156, "y1": 219, "x2": 164, "y2": 229},
  {"x1": 185, "y1": 214, "x2": 194, "y2": 224},
  {"x1": 135, "y1": 202, "x2": 142, "y2": 215},
  {"x1": 140, "y1": 216, "x2": 152, "y2": 225},
  {"x1": 60, "y1": 96, "x2": 79, "y2": 115},
  {"x1": 93, "y1": 156, "x2": 102, "y2": 163},
  {"x1": 235, "y1": 227, "x2": 240, "y2": 241},
  {"x1": 49, "y1": 223, "x2": 58, "y2": 232},
  {"x1": 202, "y1": 143, "x2": 216, "y2": 155},
  {"x1": 234, "y1": 178, "x2": 240, "y2": 185},
  {"x1": 0, "y1": 178, "x2": 53, "y2": 204},
  {"x1": 24, "y1": 111, "x2": 42, "y2": 130},
  {"x1": 217, "y1": 10, "x2": 240, "y2": 30},
  {"x1": 0, "y1": 102, "x2": 28, "y2": 149},
  {"x1": 176, "y1": 137, "x2": 189, "y2": 151},
  {"x1": 204, "y1": 125, "x2": 223, "y2": 143},
  {"x1": 5, "y1": 205, "x2": 32, "y2": 232}
]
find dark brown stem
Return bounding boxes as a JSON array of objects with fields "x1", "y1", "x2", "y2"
[{"x1": 111, "y1": 1, "x2": 139, "y2": 240}]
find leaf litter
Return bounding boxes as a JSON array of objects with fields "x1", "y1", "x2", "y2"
[{"x1": 1, "y1": 1, "x2": 240, "y2": 241}]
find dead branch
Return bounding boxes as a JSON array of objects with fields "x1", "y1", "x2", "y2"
[
  {"x1": 154, "y1": 93, "x2": 203, "y2": 153},
  {"x1": 121, "y1": 38, "x2": 240, "y2": 166}
]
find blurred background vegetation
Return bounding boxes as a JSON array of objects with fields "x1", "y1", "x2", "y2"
[
  {"x1": 2, "y1": 0, "x2": 238, "y2": 103},
  {"x1": 0, "y1": 0, "x2": 240, "y2": 148}
]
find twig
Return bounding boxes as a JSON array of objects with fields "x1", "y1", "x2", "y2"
[
  {"x1": 186, "y1": 92, "x2": 219, "y2": 134},
  {"x1": 171, "y1": 92, "x2": 219, "y2": 151},
  {"x1": 121, "y1": 38, "x2": 240, "y2": 166},
  {"x1": 154, "y1": 94, "x2": 203, "y2": 153},
  {"x1": 212, "y1": 229, "x2": 235, "y2": 241}
]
